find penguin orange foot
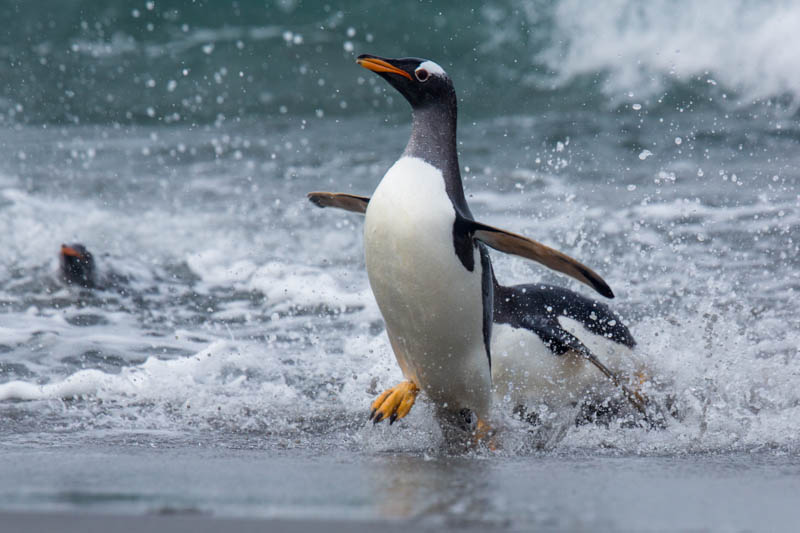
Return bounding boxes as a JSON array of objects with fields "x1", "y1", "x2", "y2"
[
  {"x1": 370, "y1": 381, "x2": 419, "y2": 424},
  {"x1": 473, "y1": 419, "x2": 494, "y2": 443}
]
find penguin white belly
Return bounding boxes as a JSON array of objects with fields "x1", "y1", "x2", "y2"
[
  {"x1": 364, "y1": 156, "x2": 491, "y2": 418},
  {"x1": 491, "y1": 317, "x2": 640, "y2": 409}
]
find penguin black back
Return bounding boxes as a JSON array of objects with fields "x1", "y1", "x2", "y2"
[{"x1": 494, "y1": 282, "x2": 635, "y2": 348}]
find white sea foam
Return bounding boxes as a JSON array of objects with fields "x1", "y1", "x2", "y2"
[
  {"x1": 532, "y1": 0, "x2": 800, "y2": 106},
  {"x1": 186, "y1": 251, "x2": 375, "y2": 314}
]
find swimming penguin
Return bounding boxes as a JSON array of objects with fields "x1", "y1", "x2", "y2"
[
  {"x1": 309, "y1": 54, "x2": 622, "y2": 433},
  {"x1": 491, "y1": 281, "x2": 653, "y2": 425},
  {"x1": 59, "y1": 243, "x2": 96, "y2": 288}
]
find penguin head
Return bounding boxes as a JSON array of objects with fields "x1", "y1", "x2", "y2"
[
  {"x1": 60, "y1": 243, "x2": 96, "y2": 288},
  {"x1": 357, "y1": 54, "x2": 455, "y2": 110}
]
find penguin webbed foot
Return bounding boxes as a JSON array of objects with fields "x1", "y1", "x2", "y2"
[
  {"x1": 587, "y1": 381, "x2": 670, "y2": 430},
  {"x1": 634, "y1": 391, "x2": 671, "y2": 430},
  {"x1": 369, "y1": 381, "x2": 419, "y2": 424},
  {"x1": 473, "y1": 418, "x2": 497, "y2": 449},
  {"x1": 435, "y1": 408, "x2": 498, "y2": 450},
  {"x1": 621, "y1": 372, "x2": 675, "y2": 430}
]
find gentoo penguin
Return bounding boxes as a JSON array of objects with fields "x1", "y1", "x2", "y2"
[
  {"x1": 491, "y1": 281, "x2": 652, "y2": 424},
  {"x1": 309, "y1": 54, "x2": 618, "y2": 432},
  {"x1": 59, "y1": 243, "x2": 96, "y2": 288}
]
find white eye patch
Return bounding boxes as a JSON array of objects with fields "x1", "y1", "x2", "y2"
[{"x1": 417, "y1": 60, "x2": 446, "y2": 78}]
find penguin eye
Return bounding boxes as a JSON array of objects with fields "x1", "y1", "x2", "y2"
[{"x1": 414, "y1": 68, "x2": 429, "y2": 82}]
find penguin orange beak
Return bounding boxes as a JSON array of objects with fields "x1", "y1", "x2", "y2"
[
  {"x1": 61, "y1": 244, "x2": 82, "y2": 258},
  {"x1": 356, "y1": 56, "x2": 413, "y2": 80}
]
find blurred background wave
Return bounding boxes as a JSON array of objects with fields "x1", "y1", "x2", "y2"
[{"x1": 1, "y1": 0, "x2": 799, "y2": 125}]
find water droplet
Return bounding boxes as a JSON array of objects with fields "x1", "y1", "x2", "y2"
[
  {"x1": 638, "y1": 150, "x2": 653, "y2": 160},
  {"x1": 632, "y1": 103, "x2": 642, "y2": 110},
  {"x1": 674, "y1": 137, "x2": 682, "y2": 145}
]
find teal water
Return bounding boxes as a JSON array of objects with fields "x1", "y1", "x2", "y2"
[{"x1": 2, "y1": 0, "x2": 799, "y2": 124}]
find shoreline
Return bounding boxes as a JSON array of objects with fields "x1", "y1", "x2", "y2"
[{"x1": 0, "y1": 510, "x2": 484, "y2": 533}]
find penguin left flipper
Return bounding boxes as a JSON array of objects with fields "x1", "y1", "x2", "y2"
[
  {"x1": 466, "y1": 219, "x2": 614, "y2": 299},
  {"x1": 307, "y1": 192, "x2": 369, "y2": 214},
  {"x1": 369, "y1": 381, "x2": 419, "y2": 424}
]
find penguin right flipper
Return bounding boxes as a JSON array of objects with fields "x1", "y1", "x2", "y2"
[
  {"x1": 517, "y1": 315, "x2": 588, "y2": 357},
  {"x1": 468, "y1": 219, "x2": 614, "y2": 299},
  {"x1": 307, "y1": 192, "x2": 369, "y2": 214}
]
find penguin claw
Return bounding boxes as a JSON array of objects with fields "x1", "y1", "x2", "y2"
[{"x1": 369, "y1": 381, "x2": 419, "y2": 425}]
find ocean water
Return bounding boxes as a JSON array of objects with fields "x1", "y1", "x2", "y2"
[{"x1": 1, "y1": 0, "x2": 799, "y2": 528}]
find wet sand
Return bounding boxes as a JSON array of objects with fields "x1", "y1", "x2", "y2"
[
  {"x1": 0, "y1": 444, "x2": 798, "y2": 531},
  {"x1": 0, "y1": 511, "x2": 475, "y2": 533}
]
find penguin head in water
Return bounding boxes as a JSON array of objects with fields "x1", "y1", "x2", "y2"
[
  {"x1": 60, "y1": 243, "x2": 96, "y2": 288},
  {"x1": 357, "y1": 54, "x2": 455, "y2": 111}
]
